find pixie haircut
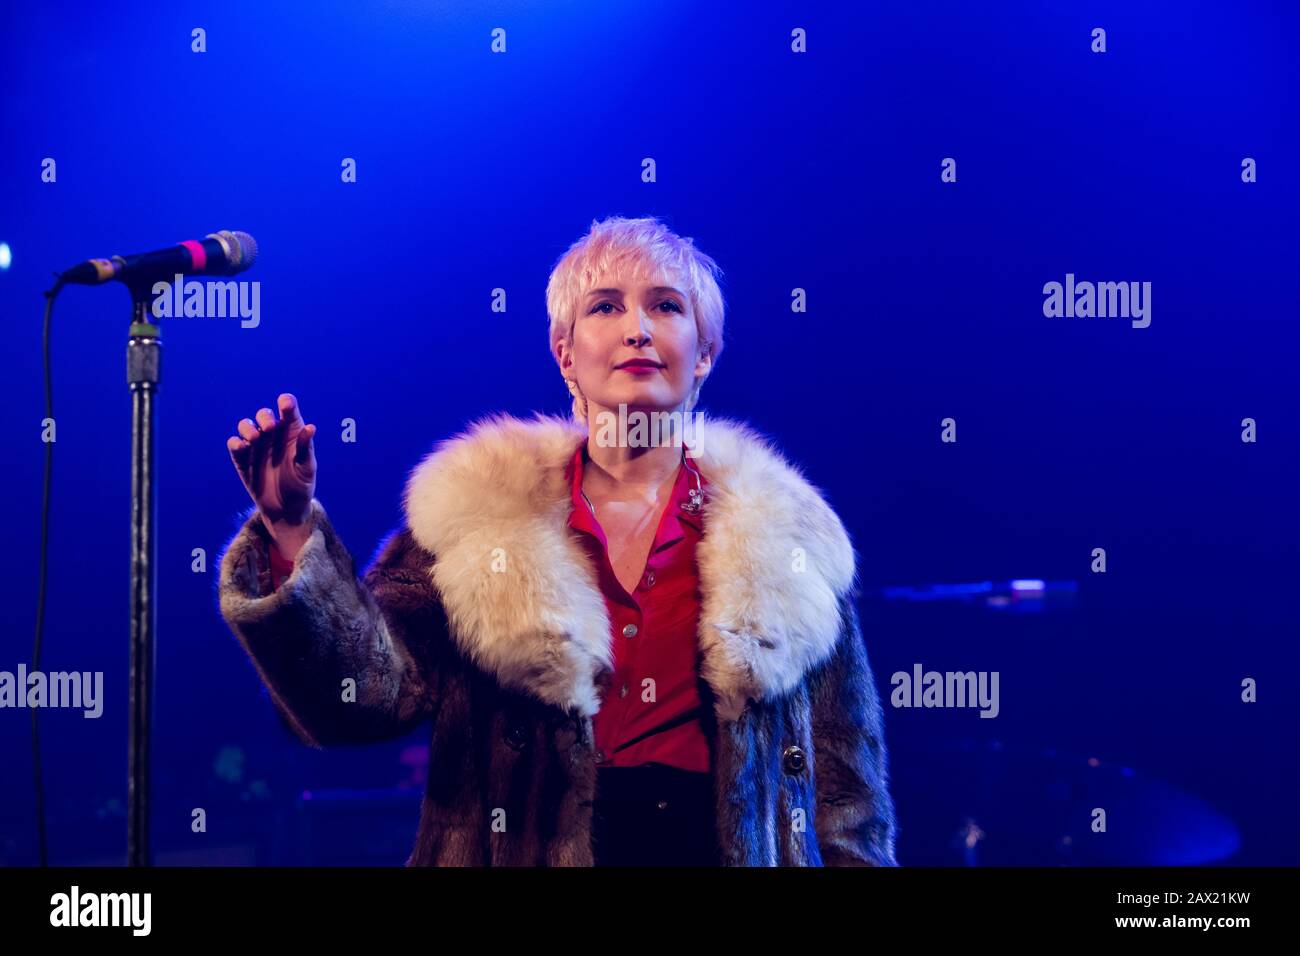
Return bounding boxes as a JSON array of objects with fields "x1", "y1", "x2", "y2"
[{"x1": 546, "y1": 215, "x2": 726, "y2": 421}]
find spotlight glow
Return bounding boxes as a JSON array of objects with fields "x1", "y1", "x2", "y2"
[{"x1": 0, "y1": 242, "x2": 11, "y2": 270}]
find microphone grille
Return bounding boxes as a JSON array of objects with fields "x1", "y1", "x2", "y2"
[
  {"x1": 230, "y1": 231, "x2": 258, "y2": 270},
  {"x1": 210, "y1": 230, "x2": 259, "y2": 272}
]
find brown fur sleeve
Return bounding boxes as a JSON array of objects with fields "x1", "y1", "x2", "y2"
[
  {"x1": 809, "y1": 595, "x2": 899, "y2": 866},
  {"x1": 218, "y1": 498, "x2": 448, "y2": 748}
]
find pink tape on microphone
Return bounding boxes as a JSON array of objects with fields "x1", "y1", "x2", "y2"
[{"x1": 179, "y1": 239, "x2": 207, "y2": 271}]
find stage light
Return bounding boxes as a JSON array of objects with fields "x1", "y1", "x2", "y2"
[{"x1": 0, "y1": 242, "x2": 11, "y2": 270}]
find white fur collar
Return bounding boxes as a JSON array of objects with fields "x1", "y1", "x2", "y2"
[{"x1": 402, "y1": 412, "x2": 857, "y2": 722}]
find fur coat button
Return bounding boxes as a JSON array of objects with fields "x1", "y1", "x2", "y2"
[
  {"x1": 504, "y1": 721, "x2": 530, "y2": 751},
  {"x1": 782, "y1": 745, "x2": 807, "y2": 775}
]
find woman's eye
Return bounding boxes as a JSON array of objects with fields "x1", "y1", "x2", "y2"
[{"x1": 588, "y1": 300, "x2": 680, "y2": 315}]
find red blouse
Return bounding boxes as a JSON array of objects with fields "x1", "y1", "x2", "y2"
[
  {"x1": 565, "y1": 440, "x2": 711, "y2": 773},
  {"x1": 267, "y1": 534, "x2": 295, "y2": 589}
]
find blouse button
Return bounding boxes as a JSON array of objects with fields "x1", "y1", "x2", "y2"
[
  {"x1": 622, "y1": 623, "x2": 638, "y2": 638},
  {"x1": 642, "y1": 570, "x2": 656, "y2": 588}
]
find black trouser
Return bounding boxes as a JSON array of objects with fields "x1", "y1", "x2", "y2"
[{"x1": 592, "y1": 764, "x2": 721, "y2": 867}]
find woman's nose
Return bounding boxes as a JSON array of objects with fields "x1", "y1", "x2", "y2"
[{"x1": 622, "y1": 310, "x2": 653, "y2": 345}]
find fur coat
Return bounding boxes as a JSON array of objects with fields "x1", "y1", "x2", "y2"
[{"x1": 217, "y1": 412, "x2": 898, "y2": 866}]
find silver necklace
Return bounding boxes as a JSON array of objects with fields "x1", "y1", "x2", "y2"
[{"x1": 581, "y1": 450, "x2": 703, "y2": 516}]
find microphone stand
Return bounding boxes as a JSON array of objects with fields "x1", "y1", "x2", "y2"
[
  {"x1": 125, "y1": 291, "x2": 160, "y2": 867},
  {"x1": 50, "y1": 232, "x2": 251, "y2": 866}
]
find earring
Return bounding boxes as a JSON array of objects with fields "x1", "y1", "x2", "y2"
[{"x1": 565, "y1": 378, "x2": 588, "y2": 418}]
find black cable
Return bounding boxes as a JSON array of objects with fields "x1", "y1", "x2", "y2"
[{"x1": 33, "y1": 278, "x2": 63, "y2": 866}]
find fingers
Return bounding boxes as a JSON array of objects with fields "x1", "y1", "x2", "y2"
[
  {"x1": 256, "y1": 405, "x2": 293, "y2": 465},
  {"x1": 236, "y1": 412, "x2": 274, "y2": 474},
  {"x1": 277, "y1": 393, "x2": 302, "y2": 429},
  {"x1": 294, "y1": 422, "x2": 317, "y2": 466},
  {"x1": 229, "y1": 396, "x2": 313, "y2": 489},
  {"x1": 228, "y1": 434, "x2": 253, "y2": 484}
]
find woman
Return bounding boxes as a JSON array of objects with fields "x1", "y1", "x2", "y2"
[{"x1": 218, "y1": 216, "x2": 897, "y2": 866}]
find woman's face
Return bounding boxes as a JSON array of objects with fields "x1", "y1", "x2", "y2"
[{"x1": 558, "y1": 270, "x2": 711, "y2": 419}]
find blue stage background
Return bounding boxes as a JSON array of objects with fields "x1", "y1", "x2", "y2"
[{"x1": 1, "y1": 1, "x2": 1296, "y2": 865}]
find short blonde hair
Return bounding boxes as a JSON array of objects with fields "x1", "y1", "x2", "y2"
[{"x1": 546, "y1": 215, "x2": 726, "y2": 421}]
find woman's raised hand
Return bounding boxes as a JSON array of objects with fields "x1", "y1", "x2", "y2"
[{"x1": 227, "y1": 393, "x2": 318, "y2": 558}]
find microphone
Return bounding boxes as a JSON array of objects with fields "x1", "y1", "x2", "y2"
[{"x1": 57, "y1": 230, "x2": 258, "y2": 287}]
